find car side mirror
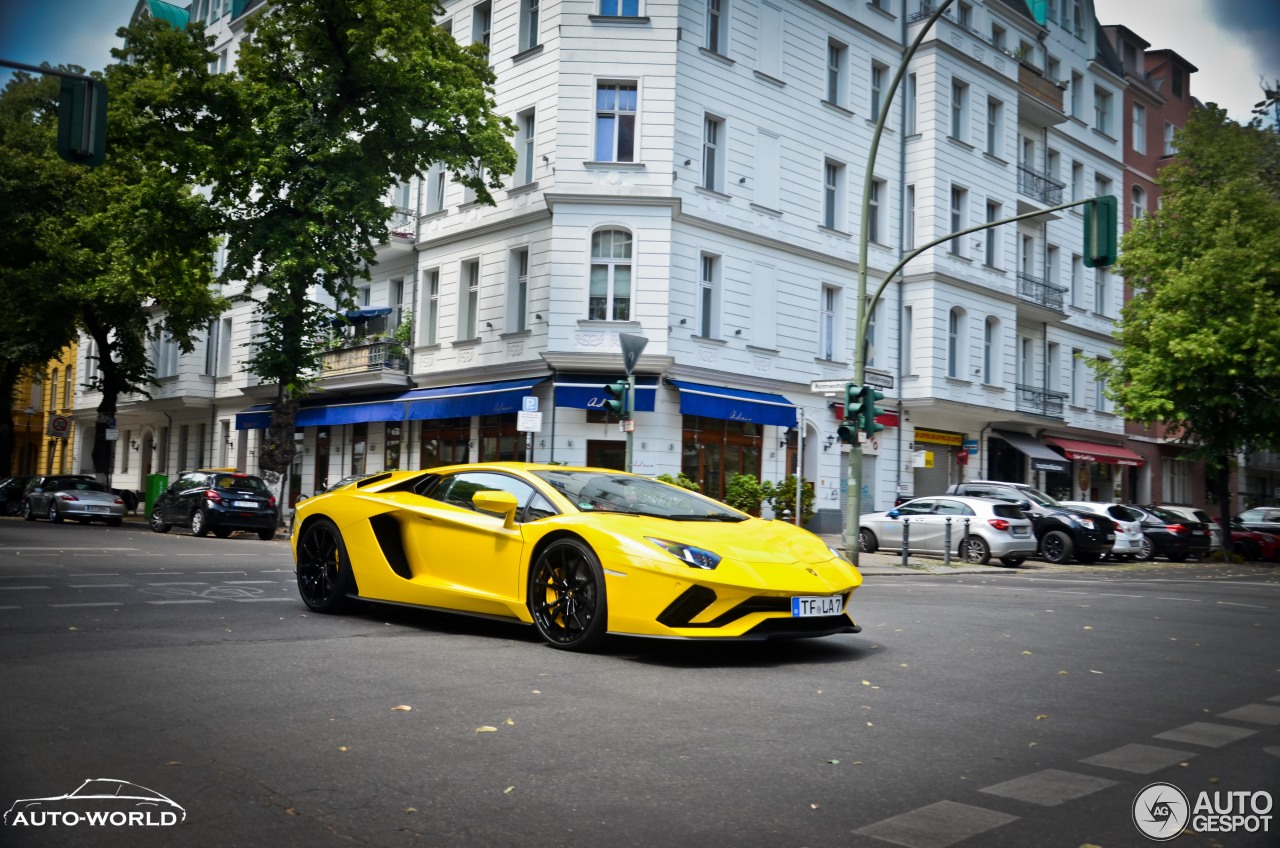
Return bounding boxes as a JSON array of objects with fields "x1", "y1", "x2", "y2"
[
  {"x1": 887, "y1": 509, "x2": 901, "y2": 519},
  {"x1": 1018, "y1": 500, "x2": 1033, "y2": 511},
  {"x1": 473, "y1": 490, "x2": 520, "y2": 529}
]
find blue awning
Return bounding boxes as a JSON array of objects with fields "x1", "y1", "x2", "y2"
[
  {"x1": 331, "y1": 306, "x2": 393, "y2": 326},
  {"x1": 553, "y1": 374, "x2": 658, "y2": 412},
  {"x1": 668, "y1": 380, "x2": 797, "y2": 428},
  {"x1": 234, "y1": 378, "x2": 547, "y2": 430}
]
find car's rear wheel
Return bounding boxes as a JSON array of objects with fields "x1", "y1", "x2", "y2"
[
  {"x1": 22, "y1": 500, "x2": 36, "y2": 521},
  {"x1": 295, "y1": 518, "x2": 355, "y2": 612},
  {"x1": 960, "y1": 535, "x2": 991, "y2": 564},
  {"x1": 999, "y1": 555, "x2": 1027, "y2": 567},
  {"x1": 528, "y1": 538, "x2": 608, "y2": 652},
  {"x1": 191, "y1": 509, "x2": 210, "y2": 537},
  {"x1": 213, "y1": 528, "x2": 232, "y2": 538},
  {"x1": 1041, "y1": 530, "x2": 1073, "y2": 564},
  {"x1": 149, "y1": 507, "x2": 170, "y2": 533},
  {"x1": 858, "y1": 528, "x2": 878, "y2": 554},
  {"x1": 1138, "y1": 537, "x2": 1155, "y2": 561},
  {"x1": 258, "y1": 528, "x2": 276, "y2": 541},
  {"x1": 48, "y1": 502, "x2": 63, "y2": 524}
]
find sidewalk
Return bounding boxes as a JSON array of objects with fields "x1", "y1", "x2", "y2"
[{"x1": 820, "y1": 534, "x2": 1023, "y2": 576}]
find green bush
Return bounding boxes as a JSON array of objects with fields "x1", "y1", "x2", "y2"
[
  {"x1": 763, "y1": 475, "x2": 815, "y2": 524},
  {"x1": 723, "y1": 473, "x2": 766, "y2": 516},
  {"x1": 656, "y1": 472, "x2": 700, "y2": 492}
]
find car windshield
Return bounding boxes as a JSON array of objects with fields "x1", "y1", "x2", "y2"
[
  {"x1": 1144, "y1": 505, "x2": 1190, "y2": 523},
  {"x1": 1013, "y1": 485, "x2": 1060, "y2": 508},
  {"x1": 55, "y1": 478, "x2": 106, "y2": 493},
  {"x1": 212, "y1": 475, "x2": 271, "y2": 494},
  {"x1": 533, "y1": 470, "x2": 747, "y2": 521}
]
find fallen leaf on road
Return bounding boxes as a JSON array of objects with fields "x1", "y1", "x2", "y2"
[
  {"x1": 505, "y1": 718, "x2": 515, "y2": 726},
  {"x1": 1022, "y1": 651, "x2": 1033, "y2": 655},
  {"x1": 68, "y1": 627, "x2": 78, "y2": 632},
  {"x1": 1058, "y1": 671, "x2": 1068, "y2": 676},
  {"x1": 392, "y1": 705, "x2": 413, "y2": 711},
  {"x1": 826, "y1": 759, "x2": 840, "y2": 765},
  {"x1": 164, "y1": 761, "x2": 182, "y2": 766},
  {"x1": 405, "y1": 807, "x2": 418, "y2": 813},
  {"x1": 338, "y1": 746, "x2": 349, "y2": 752},
  {"x1": 1083, "y1": 626, "x2": 1094, "y2": 630},
  {"x1": 1089, "y1": 670, "x2": 1103, "y2": 674},
  {"x1": 532, "y1": 690, "x2": 541, "y2": 695},
  {"x1": 861, "y1": 680, "x2": 871, "y2": 686},
  {"x1": 284, "y1": 807, "x2": 298, "y2": 816},
  {"x1": 1036, "y1": 714, "x2": 1048, "y2": 720},
  {"x1": 476, "y1": 726, "x2": 498, "y2": 733},
  {"x1": 809, "y1": 803, "x2": 820, "y2": 810},
  {"x1": 504, "y1": 786, "x2": 514, "y2": 794}
]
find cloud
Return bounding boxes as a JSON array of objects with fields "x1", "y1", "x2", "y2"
[{"x1": 1203, "y1": 0, "x2": 1280, "y2": 85}]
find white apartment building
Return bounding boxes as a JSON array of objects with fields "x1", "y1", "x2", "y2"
[{"x1": 77, "y1": 0, "x2": 1132, "y2": 532}]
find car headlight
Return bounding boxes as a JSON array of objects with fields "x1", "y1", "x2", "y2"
[
  {"x1": 828, "y1": 544, "x2": 852, "y2": 564},
  {"x1": 646, "y1": 537, "x2": 721, "y2": 570}
]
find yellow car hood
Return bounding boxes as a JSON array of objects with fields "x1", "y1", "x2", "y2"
[{"x1": 643, "y1": 518, "x2": 839, "y2": 566}]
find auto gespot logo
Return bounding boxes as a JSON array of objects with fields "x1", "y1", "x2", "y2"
[{"x1": 4, "y1": 779, "x2": 185, "y2": 828}]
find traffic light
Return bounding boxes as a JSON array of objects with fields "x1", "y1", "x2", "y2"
[
  {"x1": 837, "y1": 383, "x2": 862, "y2": 444},
  {"x1": 860, "y1": 385, "x2": 886, "y2": 438},
  {"x1": 57, "y1": 77, "x2": 107, "y2": 167},
  {"x1": 603, "y1": 379, "x2": 629, "y2": 419},
  {"x1": 1083, "y1": 195, "x2": 1117, "y2": 268}
]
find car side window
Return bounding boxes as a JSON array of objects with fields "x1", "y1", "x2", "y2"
[
  {"x1": 433, "y1": 472, "x2": 536, "y2": 516},
  {"x1": 934, "y1": 500, "x2": 974, "y2": 516},
  {"x1": 522, "y1": 492, "x2": 557, "y2": 523},
  {"x1": 898, "y1": 499, "x2": 935, "y2": 515}
]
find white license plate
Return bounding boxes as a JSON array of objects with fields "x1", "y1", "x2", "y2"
[
  {"x1": 791, "y1": 596, "x2": 843, "y2": 617},
  {"x1": 87, "y1": 505, "x2": 108, "y2": 512},
  {"x1": 1012, "y1": 527, "x2": 1030, "y2": 537},
  {"x1": 1192, "y1": 529, "x2": 1205, "y2": 535},
  {"x1": 1106, "y1": 533, "x2": 1115, "y2": 540},
  {"x1": 232, "y1": 500, "x2": 258, "y2": 508}
]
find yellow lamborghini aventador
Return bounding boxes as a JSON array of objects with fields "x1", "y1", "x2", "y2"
[{"x1": 291, "y1": 463, "x2": 862, "y2": 651}]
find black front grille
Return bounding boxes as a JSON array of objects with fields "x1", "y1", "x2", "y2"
[{"x1": 658, "y1": 590, "x2": 842, "y2": 630}]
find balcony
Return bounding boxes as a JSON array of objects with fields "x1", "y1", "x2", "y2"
[
  {"x1": 375, "y1": 206, "x2": 416, "y2": 259},
  {"x1": 1017, "y1": 165, "x2": 1065, "y2": 206},
  {"x1": 1017, "y1": 62, "x2": 1066, "y2": 125},
  {"x1": 1016, "y1": 384, "x2": 1068, "y2": 418},
  {"x1": 317, "y1": 340, "x2": 413, "y2": 390},
  {"x1": 1016, "y1": 271, "x2": 1068, "y2": 313}
]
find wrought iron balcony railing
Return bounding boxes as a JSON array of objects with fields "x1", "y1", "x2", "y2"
[
  {"x1": 1016, "y1": 272, "x2": 1068, "y2": 312},
  {"x1": 1017, "y1": 165, "x2": 1066, "y2": 205},
  {"x1": 387, "y1": 206, "x2": 415, "y2": 240},
  {"x1": 320, "y1": 341, "x2": 409, "y2": 377},
  {"x1": 1016, "y1": 384, "x2": 1069, "y2": 418}
]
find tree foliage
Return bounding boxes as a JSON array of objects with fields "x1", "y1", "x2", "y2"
[
  {"x1": 1096, "y1": 106, "x2": 1280, "y2": 519},
  {"x1": 205, "y1": 0, "x2": 516, "y2": 477}
]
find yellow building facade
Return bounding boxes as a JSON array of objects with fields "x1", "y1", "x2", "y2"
[{"x1": 8, "y1": 343, "x2": 78, "y2": 476}]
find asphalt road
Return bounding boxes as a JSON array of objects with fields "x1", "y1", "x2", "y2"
[{"x1": 0, "y1": 517, "x2": 1277, "y2": 848}]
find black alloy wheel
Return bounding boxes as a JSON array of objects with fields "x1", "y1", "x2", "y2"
[
  {"x1": 528, "y1": 538, "x2": 608, "y2": 652},
  {"x1": 1040, "y1": 530, "x2": 1073, "y2": 564},
  {"x1": 999, "y1": 555, "x2": 1027, "y2": 567},
  {"x1": 858, "y1": 528, "x2": 878, "y2": 554},
  {"x1": 149, "y1": 507, "x2": 171, "y2": 533},
  {"x1": 295, "y1": 518, "x2": 355, "y2": 613}
]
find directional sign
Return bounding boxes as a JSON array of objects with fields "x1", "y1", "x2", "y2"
[
  {"x1": 864, "y1": 369, "x2": 895, "y2": 390},
  {"x1": 810, "y1": 380, "x2": 850, "y2": 394}
]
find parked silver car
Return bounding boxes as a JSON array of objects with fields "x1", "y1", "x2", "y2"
[
  {"x1": 1059, "y1": 501, "x2": 1145, "y2": 560},
  {"x1": 859, "y1": 496, "x2": 1038, "y2": 566},
  {"x1": 23, "y1": 476, "x2": 127, "y2": 526}
]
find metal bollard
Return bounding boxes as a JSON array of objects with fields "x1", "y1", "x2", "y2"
[
  {"x1": 944, "y1": 517, "x2": 952, "y2": 567},
  {"x1": 963, "y1": 518, "x2": 971, "y2": 561},
  {"x1": 901, "y1": 518, "x2": 910, "y2": 568}
]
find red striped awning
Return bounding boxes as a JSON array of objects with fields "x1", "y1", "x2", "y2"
[{"x1": 1044, "y1": 437, "x2": 1145, "y2": 467}]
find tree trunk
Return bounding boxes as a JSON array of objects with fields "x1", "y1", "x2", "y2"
[
  {"x1": 0, "y1": 362, "x2": 20, "y2": 478},
  {"x1": 1214, "y1": 454, "x2": 1233, "y2": 548}
]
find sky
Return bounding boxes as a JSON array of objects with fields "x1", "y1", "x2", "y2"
[{"x1": 0, "y1": 0, "x2": 1276, "y2": 123}]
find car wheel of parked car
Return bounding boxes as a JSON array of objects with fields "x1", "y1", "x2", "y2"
[
  {"x1": 47, "y1": 502, "x2": 63, "y2": 524},
  {"x1": 257, "y1": 528, "x2": 276, "y2": 541},
  {"x1": 858, "y1": 528, "x2": 879, "y2": 554},
  {"x1": 213, "y1": 528, "x2": 232, "y2": 538},
  {"x1": 1138, "y1": 538, "x2": 1154, "y2": 561},
  {"x1": 960, "y1": 535, "x2": 991, "y2": 564},
  {"x1": 190, "y1": 509, "x2": 210, "y2": 537},
  {"x1": 1041, "y1": 530, "x2": 1073, "y2": 564},
  {"x1": 22, "y1": 500, "x2": 36, "y2": 521},
  {"x1": 149, "y1": 507, "x2": 170, "y2": 533},
  {"x1": 295, "y1": 518, "x2": 356, "y2": 613},
  {"x1": 999, "y1": 555, "x2": 1027, "y2": 567},
  {"x1": 528, "y1": 538, "x2": 608, "y2": 652}
]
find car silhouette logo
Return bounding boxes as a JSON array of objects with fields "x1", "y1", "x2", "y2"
[{"x1": 4, "y1": 779, "x2": 185, "y2": 827}]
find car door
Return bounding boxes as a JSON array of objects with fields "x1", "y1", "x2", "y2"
[
  {"x1": 931, "y1": 499, "x2": 976, "y2": 552},
  {"x1": 894, "y1": 498, "x2": 940, "y2": 552},
  {"x1": 163, "y1": 473, "x2": 205, "y2": 526},
  {"x1": 25, "y1": 477, "x2": 51, "y2": 515},
  {"x1": 402, "y1": 470, "x2": 534, "y2": 603}
]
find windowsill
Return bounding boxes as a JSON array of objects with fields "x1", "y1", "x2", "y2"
[
  {"x1": 1091, "y1": 128, "x2": 1118, "y2": 143},
  {"x1": 584, "y1": 160, "x2": 646, "y2": 170},
  {"x1": 749, "y1": 203, "x2": 782, "y2": 217},
  {"x1": 983, "y1": 264, "x2": 1006, "y2": 274},
  {"x1": 1068, "y1": 304, "x2": 1087, "y2": 314},
  {"x1": 421, "y1": 209, "x2": 448, "y2": 221},
  {"x1": 981, "y1": 383, "x2": 1006, "y2": 392},
  {"x1": 866, "y1": 119, "x2": 894, "y2": 134},
  {"x1": 512, "y1": 44, "x2": 544, "y2": 64},
  {"x1": 746, "y1": 345, "x2": 779, "y2": 355},
  {"x1": 814, "y1": 357, "x2": 850, "y2": 368},
  {"x1": 947, "y1": 253, "x2": 973, "y2": 263},
  {"x1": 506, "y1": 181, "x2": 539, "y2": 197},
  {"x1": 1095, "y1": 409, "x2": 1117, "y2": 418},
  {"x1": 866, "y1": 2, "x2": 896, "y2": 20},
  {"x1": 457, "y1": 200, "x2": 485, "y2": 211},
  {"x1": 946, "y1": 135, "x2": 975, "y2": 152},
  {"x1": 699, "y1": 47, "x2": 734, "y2": 66},
  {"x1": 1066, "y1": 115, "x2": 1088, "y2": 129},
  {"x1": 695, "y1": 186, "x2": 733, "y2": 201},
  {"x1": 577, "y1": 319, "x2": 642, "y2": 329},
  {"x1": 821, "y1": 100, "x2": 854, "y2": 118},
  {"x1": 983, "y1": 153, "x2": 1008, "y2": 166},
  {"x1": 753, "y1": 70, "x2": 784, "y2": 87},
  {"x1": 1070, "y1": 404, "x2": 1088, "y2": 412},
  {"x1": 692, "y1": 335, "x2": 728, "y2": 347},
  {"x1": 945, "y1": 376, "x2": 973, "y2": 387},
  {"x1": 1090, "y1": 311, "x2": 1112, "y2": 320},
  {"x1": 499, "y1": 329, "x2": 531, "y2": 340},
  {"x1": 588, "y1": 14, "x2": 651, "y2": 24},
  {"x1": 868, "y1": 239, "x2": 893, "y2": 251},
  {"x1": 418, "y1": 343, "x2": 442, "y2": 352},
  {"x1": 904, "y1": 132, "x2": 923, "y2": 142},
  {"x1": 818, "y1": 225, "x2": 852, "y2": 239},
  {"x1": 452, "y1": 338, "x2": 481, "y2": 348}
]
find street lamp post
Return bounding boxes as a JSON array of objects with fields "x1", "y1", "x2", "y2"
[{"x1": 23, "y1": 406, "x2": 35, "y2": 474}]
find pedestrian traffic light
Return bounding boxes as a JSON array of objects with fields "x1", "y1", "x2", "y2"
[
  {"x1": 860, "y1": 385, "x2": 886, "y2": 437},
  {"x1": 603, "y1": 379, "x2": 629, "y2": 419},
  {"x1": 837, "y1": 383, "x2": 862, "y2": 444},
  {"x1": 1083, "y1": 195, "x2": 1117, "y2": 268},
  {"x1": 57, "y1": 77, "x2": 107, "y2": 167}
]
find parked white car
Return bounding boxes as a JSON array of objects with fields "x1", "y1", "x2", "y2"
[
  {"x1": 859, "y1": 496, "x2": 1038, "y2": 566},
  {"x1": 1059, "y1": 502, "x2": 1145, "y2": 560},
  {"x1": 1151, "y1": 505, "x2": 1224, "y2": 553}
]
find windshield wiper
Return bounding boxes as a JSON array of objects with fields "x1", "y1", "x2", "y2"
[{"x1": 661, "y1": 514, "x2": 748, "y2": 522}]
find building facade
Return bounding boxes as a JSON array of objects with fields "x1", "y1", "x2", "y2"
[{"x1": 76, "y1": 0, "x2": 1138, "y2": 531}]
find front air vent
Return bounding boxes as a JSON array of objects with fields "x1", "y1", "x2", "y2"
[{"x1": 369, "y1": 513, "x2": 412, "y2": 579}]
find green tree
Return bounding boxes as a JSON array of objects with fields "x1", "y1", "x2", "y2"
[
  {"x1": 762, "y1": 476, "x2": 816, "y2": 525},
  {"x1": 207, "y1": 0, "x2": 516, "y2": 479},
  {"x1": 1095, "y1": 106, "x2": 1280, "y2": 525},
  {"x1": 723, "y1": 473, "x2": 766, "y2": 515}
]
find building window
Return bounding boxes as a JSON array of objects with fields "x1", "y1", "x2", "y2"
[
  {"x1": 1132, "y1": 103, "x2": 1146, "y2": 154},
  {"x1": 948, "y1": 307, "x2": 965, "y2": 378},
  {"x1": 698, "y1": 254, "x2": 718, "y2": 338},
  {"x1": 705, "y1": 0, "x2": 726, "y2": 54},
  {"x1": 510, "y1": 249, "x2": 529, "y2": 333},
  {"x1": 1163, "y1": 456, "x2": 1193, "y2": 504},
  {"x1": 991, "y1": 23, "x2": 1006, "y2": 52},
  {"x1": 823, "y1": 159, "x2": 845, "y2": 231},
  {"x1": 868, "y1": 178, "x2": 885, "y2": 244},
  {"x1": 866, "y1": 300, "x2": 880, "y2": 368},
  {"x1": 1070, "y1": 0, "x2": 1083, "y2": 38},
  {"x1": 905, "y1": 73, "x2": 917, "y2": 135},
  {"x1": 589, "y1": 229, "x2": 633, "y2": 321},
  {"x1": 1019, "y1": 336, "x2": 1033, "y2": 385},
  {"x1": 218, "y1": 317, "x2": 232, "y2": 374},
  {"x1": 472, "y1": 2, "x2": 491, "y2": 47},
  {"x1": 460, "y1": 260, "x2": 480, "y2": 340},
  {"x1": 702, "y1": 114, "x2": 724, "y2": 191},
  {"x1": 204, "y1": 319, "x2": 217, "y2": 376},
  {"x1": 1095, "y1": 357, "x2": 1110, "y2": 412},
  {"x1": 905, "y1": 184, "x2": 916, "y2": 247},
  {"x1": 1020, "y1": 234, "x2": 1035, "y2": 276},
  {"x1": 949, "y1": 186, "x2": 967, "y2": 256},
  {"x1": 595, "y1": 82, "x2": 637, "y2": 163},
  {"x1": 1046, "y1": 147, "x2": 1060, "y2": 182},
  {"x1": 1046, "y1": 244, "x2": 1060, "y2": 288},
  {"x1": 1093, "y1": 86, "x2": 1112, "y2": 135},
  {"x1": 1070, "y1": 161, "x2": 1084, "y2": 201},
  {"x1": 826, "y1": 40, "x2": 847, "y2": 107},
  {"x1": 426, "y1": 162, "x2": 446, "y2": 213},
  {"x1": 1094, "y1": 269, "x2": 1108, "y2": 317},
  {"x1": 1163, "y1": 121, "x2": 1177, "y2": 156},
  {"x1": 950, "y1": 79, "x2": 969, "y2": 141},
  {"x1": 957, "y1": 2, "x2": 972, "y2": 27},
  {"x1": 599, "y1": 0, "x2": 639, "y2": 14},
  {"x1": 520, "y1": 0, "x2": 540, "y2": 51},
  {"x1": 462, "y1": 160, "x2": 485, "y2": 205},
  {"x1": 1071, "y1": 350, "x2": 1083, "y2": 405},
  {"x1": 1070, "y1": 254, "x2": 1083, "y2": 307},
  {"x1": 425, "y1": 269, "x2": 440, "y2": 345},
  {"x1": 1047, "y1": 342, "x2": 1061, "y2": 392},
  {"x1": 870, "y1": 61, "x2": 887, "y2": 118},
  {"x1": 1070, "y1": 71, "x2": 1083, "y2": 119},
  {"x1": 986, "y1": 98, "x2": 1003, "y2": 157},
  {"x1": 820, "y1": 285, "x2": 839, "y2": 362},
  {"x1": 1171, "y1": 66, "x2": 1183, "y2": 99},
  {"x1": 903, "y1": 305, "x2": 914, "y2": 373},
  {"x1": 983, "y1": 317, "x2": 998, "y2": 383},
  {"x1": 985, "y1": 201, "x2": 1000, "y2": 266},
  {"x1": 515, "y1": 110, "x2": 536, "y2": 186},
  {"x1": 1131, "y1": 185, "x2": 1147, "y2": 220}
]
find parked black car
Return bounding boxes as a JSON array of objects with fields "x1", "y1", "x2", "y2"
[
  {"x1": 149, "y1": 471, "x2": 279, "y2": 540},
  {"x1": 943, "y1": 480, "x2": 1116, "y2": 564},
  {"x1": 0, "y1": 475, "x2": 36, "y2": 516},
  {"x1": 1125, "y1": 504, "x2": 1213, "y2": 562},
  {"x1": 1236, "y1": 507, "x2": 1280, "y2": 536}
]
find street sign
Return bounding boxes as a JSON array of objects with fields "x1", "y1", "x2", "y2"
[
  {"x1": 104, "y1": 428, "x2": 119, "y2": 442},
  {"x1": 47, "y1": 416, "x2": 70, "y2": 438},
  {"x1": 810, "y1": 380, "x2": 849, "y2": 394},
  {"x1": 521, "y1": 396, "x2": 539, "y2": 413},
  {"x1": 516, "y1": 411, "x2": 542, "y2": 433},
  {"x1": 864, "y1": 369, "x2": 895, "y2": 389}
]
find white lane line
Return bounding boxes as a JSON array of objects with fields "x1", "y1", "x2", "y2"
[
  {"x1": 854, "y1": 800, "x2": 1018, "y2": 847},
  {"x1": 233, "y1": 597, "x2": 295, "y2": 603},
  {"x1": 198, "y1": 571, "x2": 246, "y2": 574},
  {"x1": 224, "y1": 580, "x2": 279, "y2": 585},
  {"x1": 261, "y1": 569, "x2": 293, "y2": 573},
  {"x1": 0, "y1": 547, "x2": 139, "y2": 552},
  {"x1": 69, "y1": 584, "x2": 132, "y2": 589},
  {"x1": 1046, "y1": 590, "x2": 1091, "y2": 595},
  {"x1": 0, "y1": 586, "x2": 51, "y2": 591},
  {"x1": 146, "y1": 582, "x2": 208, "y2": 586},
  {"x1": 0, "y1": 605, "x2": 21, "y2": 610},
  {"x1": 134, "y1": 572, "x2": 174, "y2": 575},
  {"x1": 49, "y1": 602, "x2": 123, "y2": 608},
  {"x1": 1217, "y1": 601, "x2": 1266, "y2": 610},
  {"x1": 1099, "y1": 593, "x2": 1145, "y2": 598},
  {"x1": 1157, "y1": 597, "x2": 1201, "y2": 602},
  {"x1": 69, "y1": 573, "x2": 120, "y2": 577},
  {"x1": 0, "y1": 574, "x2": 56, "y2": 579},
  {"x1": 146, "y1": 600, "x2": 214, "y2": 605}
]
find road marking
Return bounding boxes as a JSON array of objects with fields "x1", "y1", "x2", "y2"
[
  {"x1": 261, "y1": 569, "x2": 293, "y2": 573},
  {"x1": 979, "y1": 769, "x2": 1116, "y2": 806},
  {"x1": 1080, "y1": 743, "x2": 1195, "y2": 774},
  {"x1": 69, "y1": 573, "x2": 120, "y2": 577},
  {"x1": 69, "y1": 584, "x2": 132, "y2": 589},
  {"x1": 146, "y1": 582, "x2": 209, "y2": 586},
  {"x1": 0, "y1": 605, "x2": 20, "y2": 610},
  {"x1": 0, "y1": 586, "x2": 50, "y2": 591},
  {"x1": 233, "y1": 597, "x2": 295, "y2": 602},
  {"x1": 1098, "y1": 593, "x2": 1144, "y2": 598},
  {"x1": 1217, "y1": 704, "x2": 1280, "y2": 726},
  {"x1": 1155, "y1": 722, "x2": 1258, "y2": 748},
  {"x1": 146, "y1": 600, "x2": 214, "y2": 605},
  {"x1": 134, "y1": 572, "x2": 174, "y2": 575},
  {"x1": 49, "y1": 602, "x2": 123, "y2": 608},
  {"x1": 1217, "y1": 601, "x2": 1266, "y2": 609},
  {"x1": 1046, "y1": 590, "x2": 1091, "y2": 595},
  {"x1": 198, "y1": 571, "x2": 246, "y2": 574},
  {"x1": 1156, "y1": 597, "x2": 1201, "y2": 602},
  {"x1": 854, "y1": 800, "x2": 1018, "y2": 847},
  {"x1": 0, "y1": 547, "x2": 139, "y2": 552},
  {"x1": 224, "y1": 580, "x2": 279, "y2": 585}
]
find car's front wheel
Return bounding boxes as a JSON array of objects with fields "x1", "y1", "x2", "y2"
[
  {"x1": 48, "y1": 501, "x2": 63, "y2": 524},
  {"x1": 528, "y1": 538, "x2": 608, "y2": 652},
  {"x1": 295, "y1": 518, "x2": 356, "y2": 612},
  {"x1": 191, "y1": 509, "x2": 210, "y2": 537},
  {"x1": 1041, "y1": 530, "x2": 1073, "y2": 564},
  {"x1": 149, "y1": 507, "x2": 171, "y2": 533},
  {"x1": 960, "y1": 535, "x2": 991, "y2": 564},
  {"x1": 858, "y1": 528, "x2": 879, "y2": 554},
  {"x1": 1137, "y1": 537, "x2": 1155, "y2": 561}
]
